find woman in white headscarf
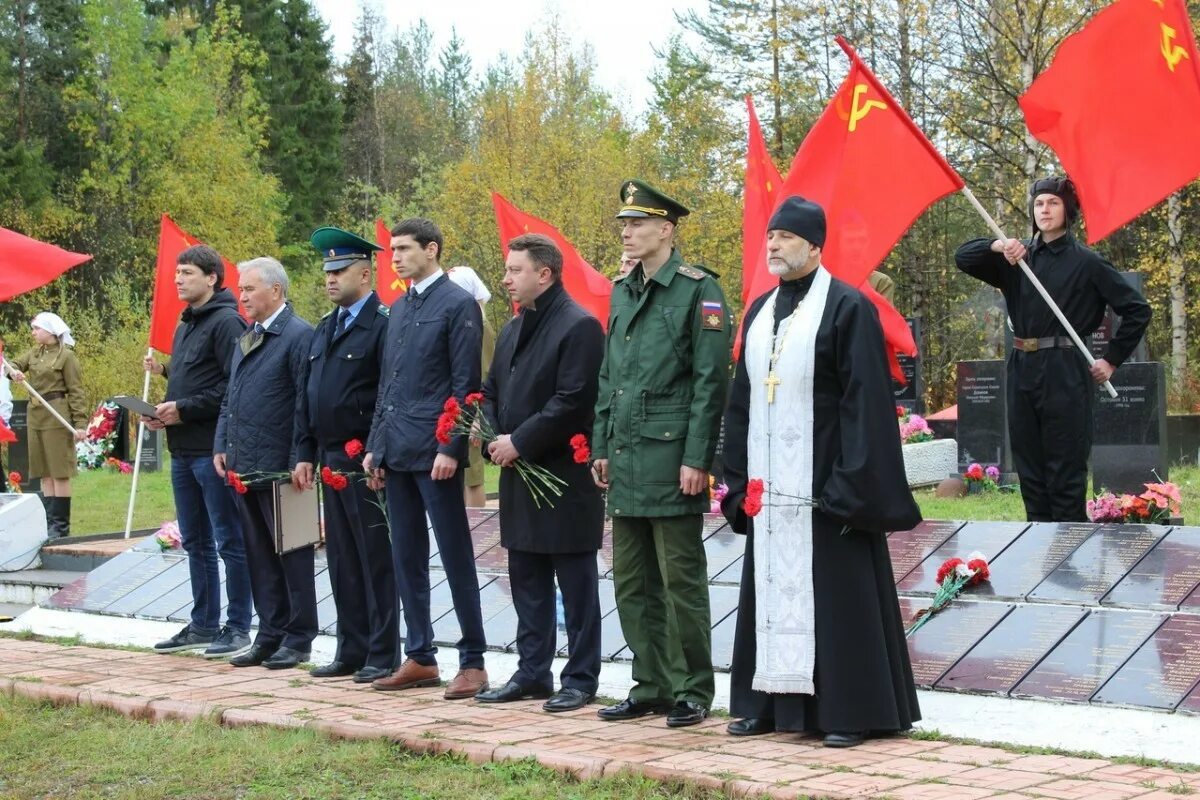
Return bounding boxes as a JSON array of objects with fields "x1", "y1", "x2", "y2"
[
  {"x1": 447, "y1": 266, "x2": 495, "y2": 508},
  {"x1": 6, "y1": 312, "x2": 88, "y2": 537}
]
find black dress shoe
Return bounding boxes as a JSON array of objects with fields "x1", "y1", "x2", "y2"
[
  {"x1": 543, "y1": 687, "x2": 594, "y2": 713},
  {"x1": 352, "y1": 666, "x2": 392, "y2": 684},
  {"x1": 597, "y1": 697, "x2": 672, "y2": 721},
  {"x1": 474, "y1": 680, "x2": 552, "y2": 703},
  {"x1": 823, "y1": 731, "x2": 866, "y2": 748},
  {"x1": 262, "y1": 647, "x2": 310, "y2": 670},
  {"x1": 310, "y1": 661, "x2": 360, "y2": 678},
  {"x1": 727, "y1": 717, "x2": 776, "y2": 736},
  {"x1": 229, "y1": 643, "x2": 278, "y2": 668},
  {"x1": 666, "y1": 700, "x2": 709, "y2": 728}
]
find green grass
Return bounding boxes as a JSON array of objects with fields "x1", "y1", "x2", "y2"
[{"x1": 0, "y1": 693, "x2": 720, "y2": 800}]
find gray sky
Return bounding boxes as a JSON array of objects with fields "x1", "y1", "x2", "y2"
[{"x1": 312, "y1": 0, "x2": 707, "y2": 115}]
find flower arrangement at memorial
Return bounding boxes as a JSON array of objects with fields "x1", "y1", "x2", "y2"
[
  {"x1": 963, "y1": 462, "x2": 1000, "y2": 492},
  {"x1": 0, "y1": 416, "x2": 17, "y2": 445},
  {"x1": 6, "y1": 471, "x2": 22, "y2": 492},
  {"x1": 154, "y1": 520, "x2": 182, "y2": 551},
  {"x1": 709, "y1": 476, "x2": 728, "y2": 514},
  {"x1": 906, "y1": 552, "x2": 991, "y2": 636},
  {"x1": 76, "y1": 401, "x2": 126, "y2": 470},
  {"x1": 1087, "y1": 480, "x2": 1182, "y2": 524},
  {"x1": 896, "y1": 405, "x2": 934, "y2": 444},
  {"x1": 435, "y1": 394, "x2": 569, "y2": 508}
]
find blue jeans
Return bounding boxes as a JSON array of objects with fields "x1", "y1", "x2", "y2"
[{"x1": 171, "y1": 454, "x2": 253, "y2": 632}]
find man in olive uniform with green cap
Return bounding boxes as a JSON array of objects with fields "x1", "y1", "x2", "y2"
[{"x1": 592, "y1": 179, "x2": 732, "y2": 727}]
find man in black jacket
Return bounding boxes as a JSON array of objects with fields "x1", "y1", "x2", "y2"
[
  {"x1": 215, "y1": 257, "x2": 317, "y2": 670},
  {"x1": 956, "y1": 176, "x2": 1152, "y2": 522},
  {"x1": 474, "y1": 234, "x2": 605, "y2": 713},
  {"x1": 293, "y1": 227, "x2": 397, "y2": 684},
  {"x1": 145, "y1": 245, "x2": 252, "y2": 659}
]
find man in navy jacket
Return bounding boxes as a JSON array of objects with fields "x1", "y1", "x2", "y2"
[{"x1": 365, "y1": 218, "x2": 488, "y2": 699}]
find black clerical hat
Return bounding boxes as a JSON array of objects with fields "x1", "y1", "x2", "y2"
[{"x1": 768, "y1": 196, "x2": 826, "y2": 248}]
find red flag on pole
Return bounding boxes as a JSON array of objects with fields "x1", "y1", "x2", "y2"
[
  {"x1": 148, "y1": 214, "x2": 242, "y2": 354},
  {"x1": 737, "y1": 95, "x2": 785, "y2": 356},
  {"x1": 490, "y1": 193, "x2": 613, "y2": 329},
  {"x1": 0, "y1": 227, "x2": 91, "y2": 302},
  {"x1": 375, "y1": 218, "x2": 407, "y2": 305},
  {"x1": 1019, "y1": 0, "x2": 1200, "y2": 242}
]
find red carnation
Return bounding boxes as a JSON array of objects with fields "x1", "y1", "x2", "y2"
[
  {"x1": 965, "y1": 464, "x2": 984, "y2": 481},
  {"x1": 344, "y1": 439, "x2": 364, "y2": 459},
  {"x1": 569, "y1": 433, "x2": 590, "y2": 464},
  {"x1": 966, "y1": 558, "x2": 990, "y2": 586},
  {"x1": 743, "y1": 496, "x2": 763, "y2": 517},
  {"x1": 8, "y1": 470, "x2": 21, "y2": 485},
  {"x1": 0, "y1": 421, "x2": 17, "y2": 445},
  {"x1": 435, "y1": 416, "x2": 454, "y2": 445},
  {"x1": 465, "y1": 392, "x2": 484, "y2": 406},
  {"x1": 331, "y1": 473, "x2": 349, "y2": 491},
  {"x1": 443, "y1": 397, "x2": 461, "y2": 415},
  {"x1": 936, "y1": 557, "x2": 964, "y2": 585},
  {"x1": 227, "y1": 471, "x2": 249, "y2": 495},
  {"x1": 320, "y1": 466, "x2": 335, "y2": 486},
  {"x1": 896, "y1": 405, "x2": 906, "y2": 418},
  {"x1": 743, "y1": 478, "x2": 765, "y2": 517}
]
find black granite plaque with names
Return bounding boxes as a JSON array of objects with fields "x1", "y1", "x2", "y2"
[
  {"x1": 471, "y1": 516, "x2": 505, "y2": 570},
  {"x1": 985, "y1": 522, "x2": 1097, "y2": 600},
  {"x1": 104, "y1": 558, "x2": 191, "y2": 617},
  {"x1": 467, "y1": 507, "x2": 498, "y2": 529},
  {"x1": 893, "y1": 317, "x2": 924, "y2": 415},
  {"x1": 1182, "y1": 581, "x2": 1200, "y2": 611},
  {"x1": 6, "y1": 400, "x2": 34, "y2": 490},
  {"x1": 313, "y1": 567, "x2": 332, "y2": 604},
  {"x1": 1029, "y1": 525, "x2": 1168, "y2": 605},
  {"x1": 1089, "y1": 272, "x2": 1148, "y2": 363},
  {"x1": 956, "y1": 360, "x2": 1011, "y2": 475},
  {"x1": 936, "y1": 604, "x2": 1088, "y2": 695},
  {"x1": 141, "y1": 575, "x2": 200, "y2": 621},
  {"x1": 45, "y1": 550, "x2": 152, "y2": 610},
  {"x1": 905, "y1": 600, "x2": 1012, "y2": 687},
  {"x1": 597, "y1": 529, "x2": 614, "y2": 578},
  {"x1": 1092, "y1": 362, "x2": 1168, "y2": 495},
  {"x1": 887, "y1": 521, "x2": 964, "y2": 585},
  {"x1": 708, "y1": 584, "x2": 741, "y2": 627},
  {"x1": 1012, "y1": 610, "x2": 1166, "y2": 703},
  {"x1": 710, "y1": 605, "x2": 740, "y2": 671},
  {"x1": 897, "y1": 521, "x2": 1028, "y2": 595},
  {"x1": 703, "y1": 513, "x2": 730, "y2": 538},
  {"x1": 1092, "y1": 614, "x2": 1200, "y2": 710},
  {"x1": 317, "y1": 592, "x2": 338, "y2": 634},
  {"x1": 712, "y1": 553, "x2": 744, "y2": 584},
  {"x1": 1178, "y1": 679, "x2": 1200, "y2": 715},
  {"x1": 136, "y1": 426, "x2": 163, "y2": 472},
  {"x1": 430, "y1": 573, "x2": 497, "y2": 644},
  {"x1": 1102, "y1": 527, "x2": 1200, "y2": 610},
  {"x1": 704, "y1": 531, "x2": 745, "y2": 581}
]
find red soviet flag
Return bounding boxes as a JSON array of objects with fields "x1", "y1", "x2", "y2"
[
  {"x1": 148, "y1": 214, "x2": 242, "y2": 354},
  {"x1": 736, "y1": 95, "x2": 785, "y2": 356},
  {"x1": 375, "y1": 217, "x2": 407, "y2": 305},
  {"x1": 0, "y1": 227, "x2": 91, "y2": 302},
  {"x1": 1019, "y1": 0, "x2": 1200, "y2": 242},
  {"x1": 490, "y1": 193, "x2": 613, "y2": 330}
]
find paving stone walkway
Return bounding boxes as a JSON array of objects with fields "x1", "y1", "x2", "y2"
[{"x1": 1, "y1": 637, "x2": 1197, "y2": 799}]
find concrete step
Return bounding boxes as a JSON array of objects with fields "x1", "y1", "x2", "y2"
[
  {"x1": 0, "y1": 602, "x2": 33, "y2": 621},
  {"x1": 0, "y1": 568, "x2": 85, "y2": 605}
]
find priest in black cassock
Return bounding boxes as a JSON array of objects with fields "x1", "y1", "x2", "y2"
[{"x1": 719, "y1": 196, "x2": 922, "y2": 748}]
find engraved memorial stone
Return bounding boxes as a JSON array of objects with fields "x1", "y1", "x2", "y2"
[
  {"x1": 985, "y1": 522, "x2": 1097, "y2": 600},
  {"x1": 897, "y1": 521, "x2": 1028, "y2": 595},
  {"x1": 1089, "y1": 272, "x2": 1148, "y2": 364},
  {"x1": 1013, "y1": 610, "x2": 1166, "y2": 703},
  {"x1": 893, "y1": 317, "x2": 924, "y2": 415},
  {"x1": 5, "y1": 400, "x2": 33, "y2": 489},
  {"x1": 1029, "y1": 525, "x2": 1167, "y2": 604},
  {"x1": 1092, "y1": 361, "x2": 1168, "y2": 495},
  {"x1": 1103, "y1": 527, "x2": 1200, "y2": 610},
  {"x1": 956, "y1": 360, "x2": 1011, "y2": 476},
  {"x1": 906, "y1": 600, "x2": 1012, "y2": 687},
  {"x1": 46, "y1": 550, "x2": 150, "y2": 610},
  {"x1": 1092, "y1": 614, "x2": 1200, "y2": 710},
  {"x1": 104, "y1": 557, "x2": 190, "y2": 616},
  {"x1": 704, "y1": 530, "x2": 745, "y2": 581},
  {"x1": 887, "y1": 521, "x2": 964, "y2": 585},
  {"x1": 135, "y1": 425, "x2": 162, "y2": 472},
  {"x1": 936, "y1": 604, "x2": 1088, "y2": 694}
]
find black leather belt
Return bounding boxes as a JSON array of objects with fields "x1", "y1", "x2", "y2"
[
  {"x1": 1012, "y1": 336, "x2": 1074, "y2": 353},
  {"x1": 41, "y1": 391, "x2": 66, "y2": 401}
]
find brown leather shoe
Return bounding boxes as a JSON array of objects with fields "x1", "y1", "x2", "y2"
[
  {"x1": 371, "y1": 659, "x2": 440, "y2": 692},
  {"x1": 443, "y1": 667, "x2": 488, "y2": 700}
]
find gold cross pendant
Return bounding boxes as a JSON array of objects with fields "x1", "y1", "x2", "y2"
[{"x1": 764, "y1": 371, "x2": 781, "y2": 404}]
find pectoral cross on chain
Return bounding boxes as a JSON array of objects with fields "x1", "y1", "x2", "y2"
[{"x1": 764, "y1": 371, "x2": 781, "y2": 404}]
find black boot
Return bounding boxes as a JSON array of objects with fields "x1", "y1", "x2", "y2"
[
  {"x1": 42, "y1": 495, "x2": 56, "y2": 539},
  {"x1": 55, "y1": 497, "x2": 72, "y2": 538}
]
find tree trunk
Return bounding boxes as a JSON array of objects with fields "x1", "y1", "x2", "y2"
[
  {"x1": 1168, "y1": 191, "x2": 1187, "y2": 378},
  {"x1": 771, "y1": 0, "x2": 784, "y2": 156}
]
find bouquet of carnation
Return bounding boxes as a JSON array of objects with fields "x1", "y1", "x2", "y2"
[
  {"x1": 103, "y1": 456, "x2": 132, "y2": 474},
  {"x1": 437, "y1": 394, "x2": 571, "y2": 508},
  {"x1": 896, "y1": 405, "x2": 934, "y2": 445},
  {"x1": 963, "y1": 462, "x2": 1000, "y2": 492},
  {"x1": 906, "y1": 552, "x2": 991, "y2": 636},
  {"x1": 318, "y1": 439, "x2": 390, "y2": 533},
  {"x1": 154, "y1": 520, "x2": 182, "y2": 551},
  {"x1": 76, "y1": 401, "x2": 124, "y2": 470},
  {"x1": 740, "y1": 477, "x2": 815, "y2": 518},
  {"x1": 1088, "y1": 480, "x2": 1181, "y2": 524}
]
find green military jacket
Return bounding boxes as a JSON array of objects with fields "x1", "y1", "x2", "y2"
[
  {"x1": 593, "y1": 249, "x2": 733, "y2": 518},
  {"x1": 10, "y1": 345, "x2": 88, "y2": 431}
]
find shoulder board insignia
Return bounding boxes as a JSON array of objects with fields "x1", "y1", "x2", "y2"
[
  {"x1": 677, "y1": 265, "x2": 705, "y2": 281},
  {"x1": 691, "y1": 263, "x2": 720, "y2": 279},
  {"x1": 320, "y1": 310, "x2": 334, "y2": 320},
  {"x1": 377, "y1": 303, "x2": 390, "y2": 317}
]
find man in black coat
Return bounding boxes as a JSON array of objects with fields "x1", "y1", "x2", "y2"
[
  {"x1": 474, "y1": 234, "x2": 606, "y2": 713},
  {"x1": 364, "y1": 218, "x2": 488, "y2": 699},
  {"x1": 214, "y1": 257, "x2": 317, "y2": 671},
  {"x1": 293, "y1": 227, "x2": 398, "y2": 684}
]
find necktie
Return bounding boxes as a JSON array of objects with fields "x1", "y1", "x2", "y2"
[
  {"x1": 241, "y1": 323, "x2": 264, "y2": 355},
  {"x1": 336, "y1": 308, "x2": 349, "y2": 335}
]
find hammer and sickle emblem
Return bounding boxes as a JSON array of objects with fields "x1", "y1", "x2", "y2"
[
  {"x1": 1161, "y1": 23, "x2": 1190, "y2": 72},
  {"x1": 843, "y1": 84, "x2": 887, "y2": 132}
]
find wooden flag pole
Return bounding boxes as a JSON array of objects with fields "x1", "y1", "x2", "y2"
[
  {"x1": 1, "y1": 357, "x2": 81, "y2": 434},
  {"x1": 959, "y1": 186, "x2": 1119, "y2": 399},
  {"x1": 122, "y1": 346, "x2": 155, "y2": 539}
]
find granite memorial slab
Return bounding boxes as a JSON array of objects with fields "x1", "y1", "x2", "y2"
[
  {"x1": 1092, "y1": 614, "x2": 1200, "y2": 710},
  {"x1": 5, "y1": 400, "x2": 33, "y2": 489},
  {"x1": 104, "y1": 558, "x2": 191, "y2": 617},
  {"x1": 429, "y1": 573, "x2": 497, "y2": 644},
  {"x1": 76, "y1": 555, "x2": 179, "y2": 613},
  {"x1": 704, "y1": 531, "x2": 745, "y2": 581},
  {"x1": 317, "y1": 592, "x2": 338, "y2": 634},
  {"x1": 985, "y1": 522, "x2": 1097, "y2": 600},
  {"x1": 897, "y1": 521, "x2": 1028, "y2": 595},
  {"x1": 1029, "y1": 524, "x2": 1168, "y2": 605},
  {"x1": 466, "y1": 507, "x2": 498, "y2": 529},
  {"x1": 45, "y1": 550, "x2": 152, "y2": 609},
  {"x1": 905, "y1": 600, "x2": 1012, "y2": 687},
  {"x1": 710, "y1": 608, "x2": 738, "y2": 671},
  {"x1": 597, "y1": 529, "x2": 614, "y2": 577},
  {"x1": 1103, "y1": 527, "x2": 1200, "y2": 610},
  {"x1": 1012, "y1": 609, "x2": 1167, "y2": 703},
  {"x1": 1092, "y1": 361, "x2": 1168, "y2": 495},
  {"x1": 141, "y1": 575, "x2": 201, "y2": 621},
  {"x1": 313, "y1": 567, "x2": 332, "y2": 603},
  {"x1": 887, "y1": 521, "x2": 964, "y2": 584},
  {"x1": 936, "y1": 604, "x2": 1088, "y2": 695},
  {"x1": 1182, "y1": 580, "x2": 1200, "y2": 611},
  {"x1": 1089, "y1": 272, "x2": 1148, "y2": 364},
  {"x1": 703, "y1": 514, "x2": 730, "y2": 538},
  {"x1": 893, "y1": 317, "x2": 924, "y2": 415},
  {"x1": 136, "y1": 426, "x2": 163, "y2": 472},
  {"x1": 956, "y1": 360, "x2": 1012, "y2": 476},
  {"x1": 1177, "y1": 678, "x2": 1200, "y2": 715},
  {"x1": 712, "y1": 554, "x2": 745, "y2": 584},
  {"x1": 471, "y1": 516, "x2": 506, "y2": 571},
  {"x1": 709, "y1": 584, "x2": 741, "y2": 625}
]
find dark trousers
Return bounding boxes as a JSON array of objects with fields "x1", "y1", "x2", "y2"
[
  {"x1": 172, "y1": 455, "x2": 252, "y2": 633},
  {"x1": 235, "y1": 487, "x2": 318, "y2": 651},
  {"x1": 507, "y1": 548, "x2": 600, "y2": 694},
  {"x1": 386, "y1": 468, "x2": 485, "y2": 669},
  {"x1": 1008, "y1": 353, "x2": 1092, "y2": 522},
  {"x1": 321, "y1": 449, "x2": 398, "y2": 670}
]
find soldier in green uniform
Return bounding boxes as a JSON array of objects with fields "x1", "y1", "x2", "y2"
[{"x1": 591, "y1": 180, "x2": 732, "y2": 728}]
